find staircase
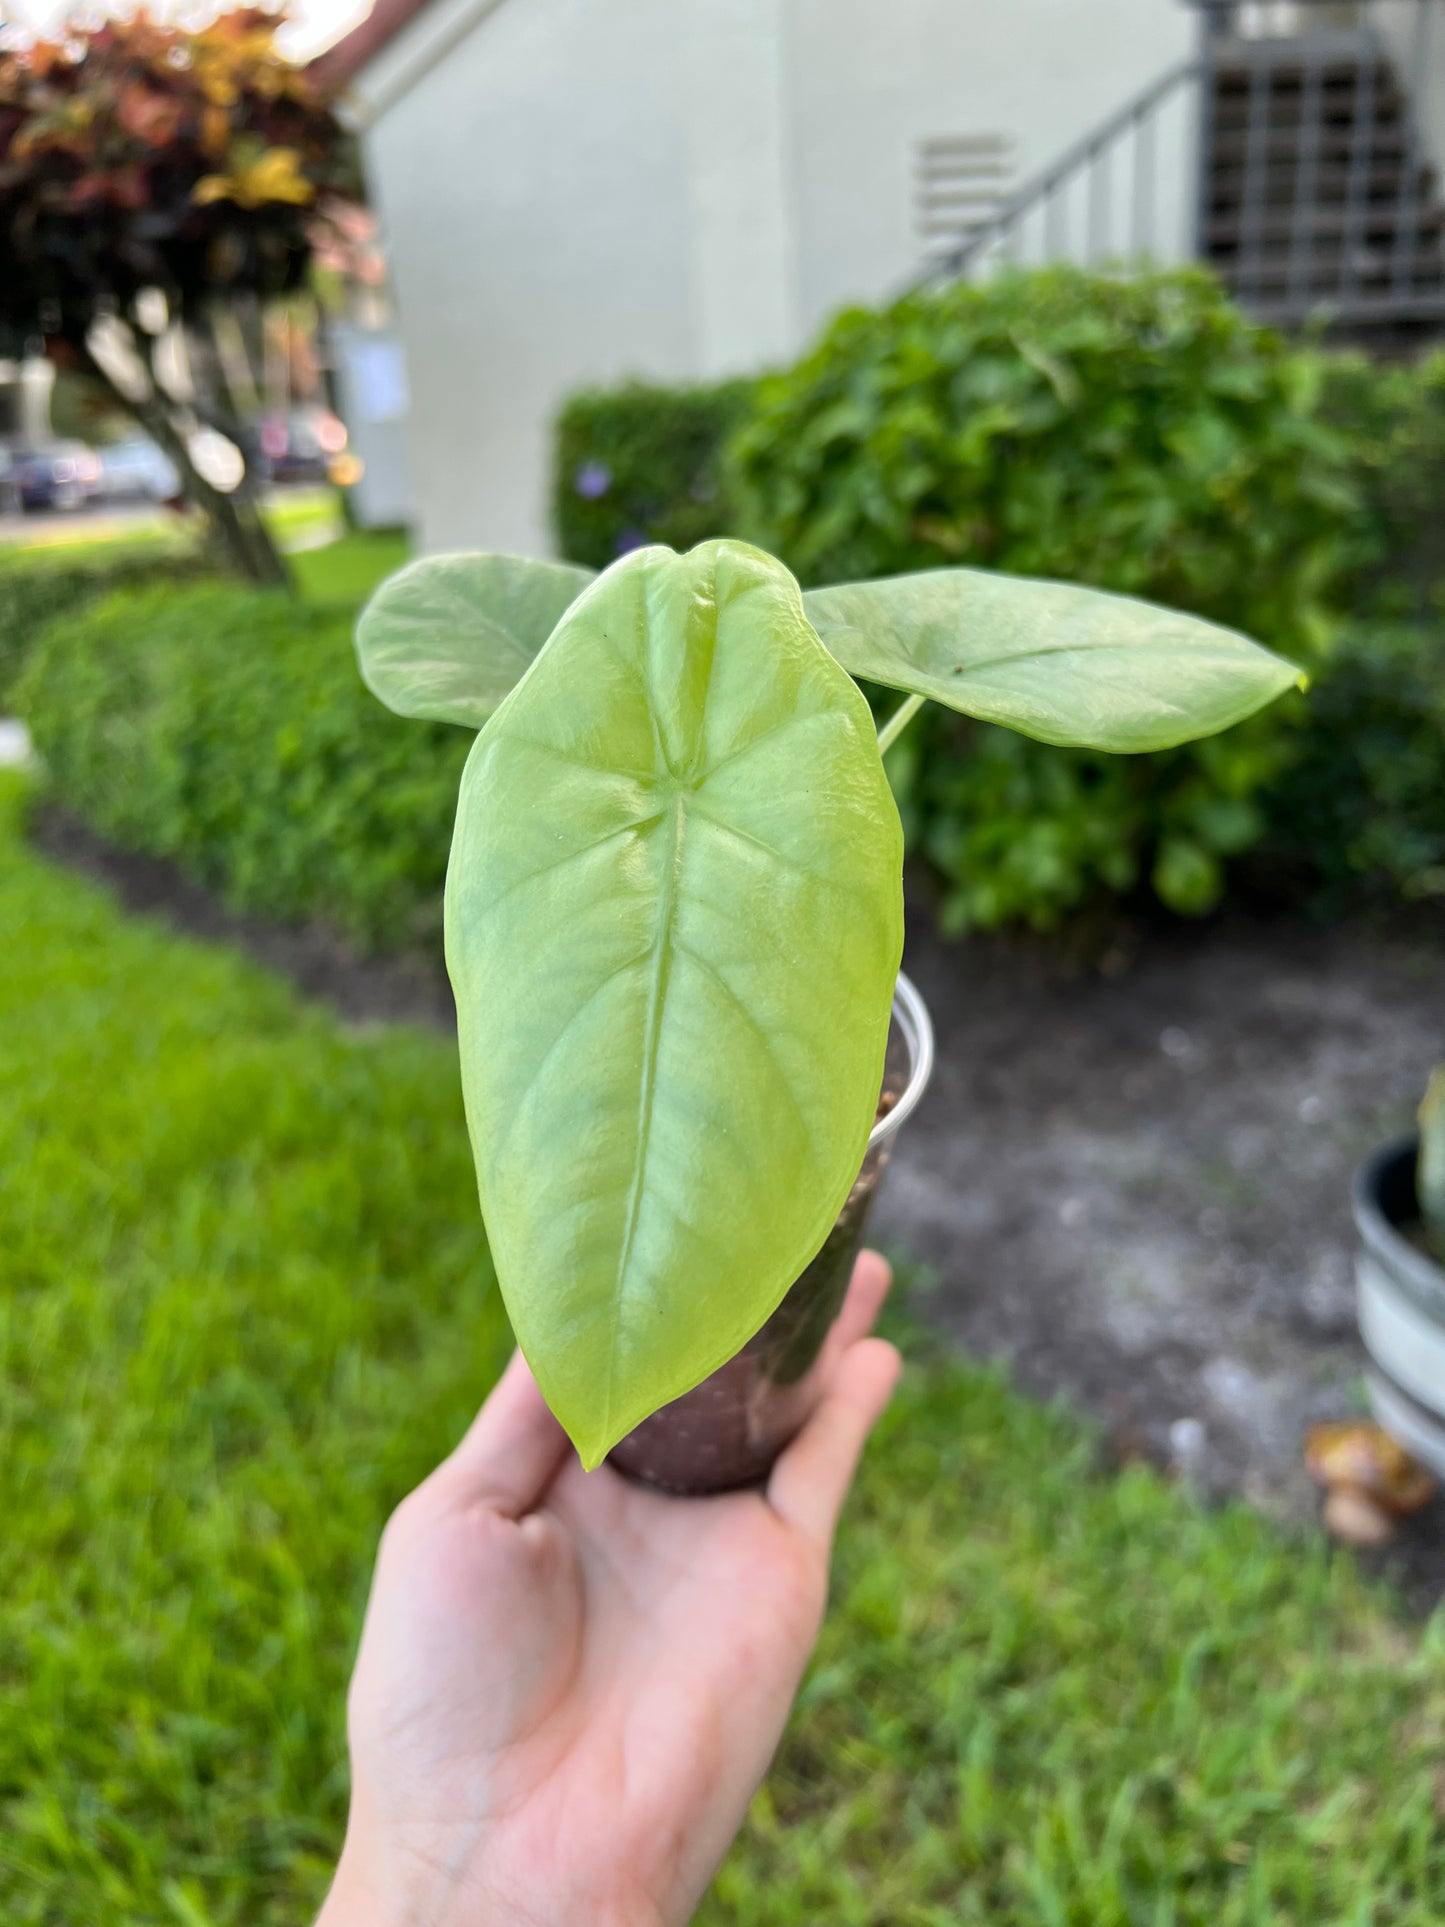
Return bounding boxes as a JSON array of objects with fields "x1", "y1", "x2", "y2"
[
  {"x1": 925, "y1": 0, "x2": 1445, "y2": 352},
  {"x1": 1203, "y1": 26, "x2": 1445, "y2": 344}
]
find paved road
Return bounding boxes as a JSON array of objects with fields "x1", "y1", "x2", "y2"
[
  {"x1": 0, "y1": 485, "x2": 337, "y2": 550},
  {"x1": 0, "y1": 501, "x2": 178, "y2": 547}
]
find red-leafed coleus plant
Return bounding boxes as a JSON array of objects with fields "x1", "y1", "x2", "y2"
[{"x1": 0, "y1": 8, "x2": 360, "y2": 582}]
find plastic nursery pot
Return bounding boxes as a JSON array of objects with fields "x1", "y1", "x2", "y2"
[
  {"x1": 607, "y1": 971, "x2": 934, "y2": 1497},
  {"x1": 1353, "y1": 1134, "x2": 1445, "y2": 1479}
]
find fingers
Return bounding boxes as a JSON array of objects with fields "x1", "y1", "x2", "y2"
[
  {"x1": 766, "y1": 1336, "x2": 901, "y2": 1552},
  {"x1": 831, "y1": 1248, "x2": 893, "y2": 1352},
  {"x1": 807, "y1": 1247, "x2": 893, "y2": 1391},
  {"x1": 422, "y1": 1250, "x2": 894, "y2": 1527},
  {"x1": 427, "y1": 1347, "x2": 572, "y2": 1518}
]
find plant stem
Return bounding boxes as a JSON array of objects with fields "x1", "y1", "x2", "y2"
[{"x1": 876, "y1": 692, "x2": 925, "y2": 758}]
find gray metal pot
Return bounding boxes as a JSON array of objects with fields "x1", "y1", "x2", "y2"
[{"x1": 1352, "y1": 1134, "x2": 1445, "y2": 1477}]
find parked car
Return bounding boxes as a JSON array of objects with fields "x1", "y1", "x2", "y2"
[
  {"x1": 256, "y1": 406, "x2": 349, "y2": 485},
  {"x1": 1, "y1": 441, "x2": 104, "y2": 511},
  {"x1": 99, "y1": 436, "x2": 180, "y2": 504}
]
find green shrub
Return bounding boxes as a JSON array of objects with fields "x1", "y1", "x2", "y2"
[
  {"x1": 0, "y1": 538, "x2": 206, "y2": 707},
  {"x1": 1255, "y1": 621, "x2": 1445, "y2": 915},
  {"x1": 16, "y1": 581, "x2": 469, "y2": 949},
  {"x1": 553, "y1": 378, "x2": 753, "y2": 569},
  {"x1": 1319, "y1": 349, "x2": 1445, "y2": 619},
  {"x1": 730, "y1": 266, "x2": 1367, "y2": 928},
  {"x1": 883, "y1": 708, "x2": 1286, "y2": 933}
]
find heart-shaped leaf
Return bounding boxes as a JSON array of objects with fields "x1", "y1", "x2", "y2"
[
  {"x1": 356, "y1": 551, "x2": 594, "y2": 728},
  {"x1": 803, "y1": 569, "x2": 1304, "y2": 752},
  {"x1": 446, "y1": 540, "x2": 904, "y2": 1465}
]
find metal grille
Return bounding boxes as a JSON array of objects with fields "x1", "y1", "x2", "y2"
[
  {"x1": 914, "y1": 134, "x2": 1015, "y2": 251},
  {"x1": 925, "y1": 60, "x2": 1201, "y2": 280}
]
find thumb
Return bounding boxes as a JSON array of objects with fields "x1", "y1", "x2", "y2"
[{"x1": 765, "y1": 1337, "x2": 900, "y2": 1553}]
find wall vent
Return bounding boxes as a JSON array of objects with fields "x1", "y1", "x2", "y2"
[{"x1": 914, "y1": 133, "x2": 1016, "y2": 249}]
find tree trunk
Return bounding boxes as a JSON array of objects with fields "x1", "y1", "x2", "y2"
[
  {"x1": 81, "y1": 342, "x2": 291, "y2": 591},
  {"x1": 190, "y1": 306, "x2": 292, "y2": 590}
]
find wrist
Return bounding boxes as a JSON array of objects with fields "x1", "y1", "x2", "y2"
[
  {"x1": 317, "y1": 1835, "x2": 472, "y2": 1927},
  {"x1": 318, "y1": 1834, "x2": 668, "y2": 1927}
]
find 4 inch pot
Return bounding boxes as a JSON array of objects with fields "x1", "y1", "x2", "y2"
[
  {"x1": 1353, "y1": 1134, "x2": 1445, "y2": 1478},
  {"x1": 608, "y1": 972, "x2": 934, "y2": 1497}
]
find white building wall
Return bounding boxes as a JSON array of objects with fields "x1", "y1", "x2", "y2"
[
  {"x1": 781, "y1": 0, "x2": 1200, "y2": 332},
  {"x1": 682, "y1": 0, "x2": 799, "y2": 376},
  {"x1": 363, "y1": 0, "x2": 701, "y2": 554},
  {"x1": 358, "y1": 0, "x2": 1202, "y2": 557}
]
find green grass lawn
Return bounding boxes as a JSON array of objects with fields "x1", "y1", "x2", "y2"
[
  {"x1": 1, "y1": 769, "x2": 1442, "y2": 1925},
  {"x1": 286, "y1": 528, "x2": 409, "y2": 608}
]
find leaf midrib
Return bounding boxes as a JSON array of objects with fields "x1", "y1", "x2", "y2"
[{"x1": 603, "y1": 788, "x2": 688, "y2": 1437}]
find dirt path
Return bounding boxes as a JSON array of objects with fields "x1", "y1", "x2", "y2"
[{"x1": 878, "y1": 904, "x2": 1444, "y2": 1597}]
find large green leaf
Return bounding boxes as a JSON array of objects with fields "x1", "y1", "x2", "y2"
[
  {"x1": 356, "y1": 551, "x2": 594, "y2": 728},
  {"x1": 445, "y1": 540, "x2": 904, "y2": 1465},
  {"x1": 803, "y1": 569, "x2": 1305, "y2": 752}
]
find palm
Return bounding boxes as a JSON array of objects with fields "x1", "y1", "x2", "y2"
[
  {"x1": 331, "y1": 1253, "x2": 898, "y2": 1927},
  {"x1": 476, "y1": 1468, "x2": 823, "y2": 1918}
]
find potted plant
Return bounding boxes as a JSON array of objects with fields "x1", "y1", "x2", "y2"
[
  {"x1": 356, "y1": 538, "x2": 1298, "y2": 1492},
  {"x1": 1353, "y1": 1069, "x2": 1445, "y2": 1478}
]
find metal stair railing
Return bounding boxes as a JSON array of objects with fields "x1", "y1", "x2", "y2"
[
  {"x1": 925, "y1": 58, "x2": 1203, "y2": 281},
  {"x1": 922, "y1": 0, "x2": 1445, "y2": 338}
]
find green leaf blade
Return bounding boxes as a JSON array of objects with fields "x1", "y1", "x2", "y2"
[
  {"x1": 446, "y1": 540, "x2": 904, "y2": 1465},
  {"x1": 356, "y1": 551, "x2": 594, "y2": 728},
  {"x1": 804, "y1": 569, "x2": 1305, "y2": 752}
]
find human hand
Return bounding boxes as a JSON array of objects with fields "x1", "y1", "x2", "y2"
[{"x1": 316, "y1": 1250, "x2": 899, "y2": 1927}]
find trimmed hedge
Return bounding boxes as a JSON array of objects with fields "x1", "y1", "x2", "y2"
[
  {"x1": 1254, "y1": 620, "x2": 1445, "y2": 916},
  {"x1": 552, "y1": 378, "x2": 752, "y2": 569},
  {"x1": 731, "y1": 267, "x2": 1361, "y2": 652},
  {"x1": 0, "y1": 538, "x2": 207, "y2": 708},
  {"x1": 552, "y1": 269, "x2": 1445, "y2": 931},
  {"x1": 727, "y1": 266, "x2": 1371, "y2": 927},
  {"x1": 15, "y1": 278, "x2": 1444, "y2": 957},
  {"x1": 1319, "y1": 349, "x2": 1445, "y2": 619},
  {"x1": 17, "y1": 581, "x2": 469, "y2": 949}
]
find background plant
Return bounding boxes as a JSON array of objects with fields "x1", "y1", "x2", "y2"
[
  {"x1": 17, "y1": 572, "x2": 467, "y2": 948},
  {"x1": 720, "y1": 266, "x2": 1368, "y2": 928},
  {"x1": 1252, "y1": 620, "x2": 1445, "y2": 918},
  {"x1": 1319, "y1": 349, "x2": 1445, "y2": 621},
  {"x1": 554, "y1": 271, "x2": 1445, "y2": 932},
  {"x1": 0, "y1": 8, "x2": 360, "y2": 583},
  {"x1": 552, "y1": 378, "x2": 752, "y2": 570},
  {"x1": 0, "y1": 533, "x2": 208, "y2": 708}
]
